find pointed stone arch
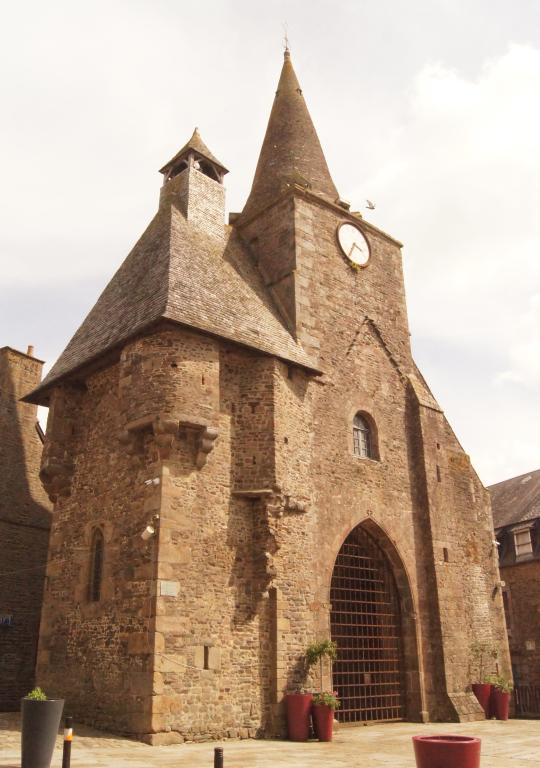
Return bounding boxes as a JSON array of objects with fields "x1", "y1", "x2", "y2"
[{"x1": 328, "y1": 518, "x2": 424, "y2": 723}]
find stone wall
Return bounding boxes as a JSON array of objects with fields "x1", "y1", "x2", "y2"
[
  {"x1": 500, "y1": 560, "x2": 540, "y2": 686},
  {"x1": 239, "y1": 189, "x2": 510, "y2": 723},
  {"x1": 0, "y1": 347, "x2": 51, "y2": 709},
  {"x1": 36, "y1": 361, "x2": 157, "y2": 734}
]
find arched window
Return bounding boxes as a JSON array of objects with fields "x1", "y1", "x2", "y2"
[
  {"x1": 353, "y1": 413, "x2": 373, "y2": 458},
  {"x1": 168, "y1": 160, "x2": 188, "y2": 181},
  {"x1": 88, "y1": 528, "x2": 104, "y2": 602},
  {"x1": 197, "y1": 159, "x2": 220, "y2": 181}
]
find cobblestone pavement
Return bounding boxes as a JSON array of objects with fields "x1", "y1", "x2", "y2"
[{"x1": 1, "y1": 713, "x2": 540, "y2": 767}]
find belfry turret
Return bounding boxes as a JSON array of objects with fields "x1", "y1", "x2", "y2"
[{"x1": 159, "y1": 128, "x2": 228, "y2": 240}]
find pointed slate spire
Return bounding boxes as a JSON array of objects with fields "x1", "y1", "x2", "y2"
[{"x1": 241, "y1": 49, "x2": 338, "y2": 220}]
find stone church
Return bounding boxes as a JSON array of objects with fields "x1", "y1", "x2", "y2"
[{"x1": 25, "y1": 50, "x2": 510, "y2": 743}]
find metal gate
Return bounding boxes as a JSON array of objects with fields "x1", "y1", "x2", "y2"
[
  {"x1": 330, "y1": 525, "x2": 405, "y2": 723},
  {"x1": 515, "y1": 685, "x2": 540, "y2": 718}
]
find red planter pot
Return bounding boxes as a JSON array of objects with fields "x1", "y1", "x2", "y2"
[
  {"x1": 472, "y1": 683, "x2": 492, "y2": 718},
  {"x1": 491, "y1": 689, "x2": 510, "y2": 721},
  {"x1": 311, "y1": 703, "x2": 334, "y2": 742},
  {"x1": 285, "y1": 693, "x2": 313, "y2": 741},
  {"x1": 413, "y1": 735, "x2": 481, "y2": 768}
]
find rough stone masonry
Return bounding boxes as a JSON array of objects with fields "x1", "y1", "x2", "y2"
[
  {"x1": 0, "y1": 346, "x2": 51, "y2": 709},
  {"x1": 25, "y1": 49, "x2": 510, "y2": 743}
]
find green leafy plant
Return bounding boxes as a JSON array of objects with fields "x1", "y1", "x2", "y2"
[
  {"x1": 470, "y1": 641, "x2": 498, "y2": 683},
  {"x1": 313, "y1": 691, "x2": 341, "y2": 710},
  {"x1": 306, "y1": 640, "x2": 337, "y2": 667},
  {"x1": 306, "y1": 640, "x2": 337, "y2": 693},
  {"x1": 25, "y1": 687, "x2": 47, "y2": 701},
  {"x1": 490, "y1": 675, "x2": 514, "y2": 693}
]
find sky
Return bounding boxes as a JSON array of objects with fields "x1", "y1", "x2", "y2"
[{"x1": 1, "y1": 0, "x2": 539, "y2": 486}]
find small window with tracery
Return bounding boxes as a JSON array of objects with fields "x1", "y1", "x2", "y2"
[
  {"x1": 88, "y1": 528, "x2": 104, "y2": 602},
  {"x1": 353, "y1": 413, "x2": 373, "y2": 458}
]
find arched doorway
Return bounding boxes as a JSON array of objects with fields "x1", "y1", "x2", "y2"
[{"x1": 330, "y1": 523, "x2": 405, "y2": 723}]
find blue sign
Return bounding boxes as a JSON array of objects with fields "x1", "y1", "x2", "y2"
[{"x1": 0, "y1": 615, "x2": 13, "y2": 626}]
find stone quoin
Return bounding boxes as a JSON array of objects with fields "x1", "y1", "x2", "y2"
[{"x1": 24, "y1": 49, "x2": 511, "y2": 743}]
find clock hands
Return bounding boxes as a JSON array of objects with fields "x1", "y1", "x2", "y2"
[{"x1": 348, "y1": 242, "x2": 365, "y2": 260}]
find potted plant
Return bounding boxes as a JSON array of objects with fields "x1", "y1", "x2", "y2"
[
  {"x1": 284, "y1": 688, "x2": 313, "y2": 741},
  {"x1": 469, "y1": 640, "x2": 498, "y2": 717},
  {"x1": 21, "y1": 687, "x2": 64, "y2": 768},
  {"x1": 285, "y1": 639, "x2": 340, "y2": 742},
  {"x1": 306, "y1": 640, "x2": 337, "y2": 690},
  {"x1": 490, "y1": 675, "x2": 513, "y2": 721},
  {"x1": 306, "y1": 640, "x2": 339, "y2": 741},
  {"x1": 312, "y1": 691, "x2": 341, "y2": 742}
]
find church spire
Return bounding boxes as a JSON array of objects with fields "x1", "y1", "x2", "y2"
[{"x1": 240, "y1": 50, "x2": 338, "y2": 221}]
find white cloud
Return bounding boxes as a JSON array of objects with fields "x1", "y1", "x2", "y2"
[
  {"x1": 364, "y1": 44, "x2": 540, "y2": 342},
  {"x1": 495, "y1": 293, "x2": 540, "y2": 387},
  {"x1": 357, "y1": 44, "x2": 540, "y2": 482}
]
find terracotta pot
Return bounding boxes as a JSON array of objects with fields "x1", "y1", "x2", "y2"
[
  {"x1": 285, "y1": 693, "x2": 313, "y2": 741},
  {"x1": 491, "y1": 688, "x2": 510, "y2": 721},
  {"x1": 413, "y1": 735, "x2": 481, "y2": 768},
  {"x1": 472, "y1": 682, "x2": 492, "y2": 717},
  {"x1": 21, "y1": 698, "x2": 64, "y2": 768},
  {"x1": 311, "y1": 703, "x2": 334, "y2": 742}
]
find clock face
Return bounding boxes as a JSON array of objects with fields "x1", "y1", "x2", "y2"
[{"x1": 337, "y1": 223, "x2": 370, "y2": 267}]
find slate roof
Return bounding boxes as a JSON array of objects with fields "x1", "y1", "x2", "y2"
[
  {"x1": 489, "y1": 468, "x2": 540, "y2": 529},
  {"x1": 26, "y1": 204, "x2": 318, "y2": 404},
  {"x1": 25, "y1": 53, "x2": 331, "y2": 405},
  {"x1": 240, "y1": 50, "x2": 338, "y2": 222}
]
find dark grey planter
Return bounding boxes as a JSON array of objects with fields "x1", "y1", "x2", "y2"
[{"x1": 21, "y1": 698, "x2": 64, "y2": 768}]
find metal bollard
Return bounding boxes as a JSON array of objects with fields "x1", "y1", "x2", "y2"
[
  {"x1": 62, "y1": 716, "x2": 73, "y2": 768},
  {"x1": 214, "y1": 746, "x2": 224, "y2": 768}
]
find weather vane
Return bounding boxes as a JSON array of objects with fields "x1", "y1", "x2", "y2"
[{"x1": 283, "y1": 22, "x2": 289, "y2": 53}]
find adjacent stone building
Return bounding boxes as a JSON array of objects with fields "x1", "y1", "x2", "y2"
[
  {"x1": 490, "y1": 469, "x2": 540, "y2": 706},
  {"x1": 0, "y1": 346, "x2": 51, "y2": 709},
  {"x1": 25, "y1": 50, "x2": 510, "y2": 742}
]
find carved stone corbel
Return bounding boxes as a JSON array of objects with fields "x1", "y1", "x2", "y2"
[
  {"x1": 39, "y1": 456, "x2": 74, "y2": 503},
  {"x1": 153, "y1": 417, "x2": 180, "y2": 460},
  {"x1": 119, "y1": 412, "x2": 218, "y2": 467},
  {"x1": 195, "y1": 426, "x2": 219, "y2": 468}
]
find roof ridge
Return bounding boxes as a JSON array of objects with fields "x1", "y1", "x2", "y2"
[{"x1": 488, "y1": 467, "x2": 540, "y2": 489}]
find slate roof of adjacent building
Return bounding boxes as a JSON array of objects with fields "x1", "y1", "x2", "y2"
[{"x1": 489, "y1": 468, "x2": 540, "y2": 529}]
